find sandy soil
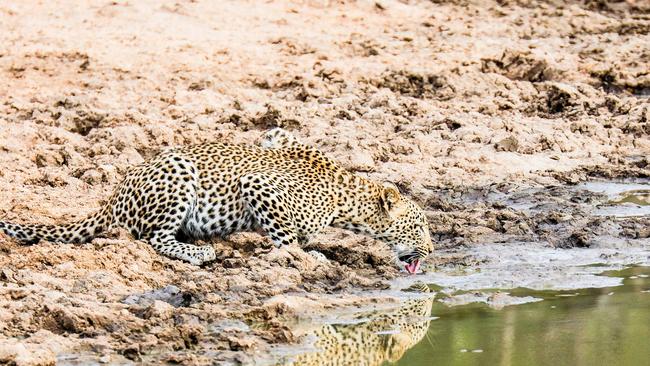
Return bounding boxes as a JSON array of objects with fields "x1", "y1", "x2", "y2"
[{"x1": 0, "y1": 0, "x2": 649, "y2": 364}]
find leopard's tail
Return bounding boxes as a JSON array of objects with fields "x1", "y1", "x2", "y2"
[{"x1": 0, "y1": 206, "x2": 111, "y2": 245}]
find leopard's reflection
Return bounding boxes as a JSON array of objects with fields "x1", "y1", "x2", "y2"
[{"x1": 284, "y1": 284, "x2": 434, "y2": 366}]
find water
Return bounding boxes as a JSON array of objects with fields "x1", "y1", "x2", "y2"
[
  {"x1": 577, "y1": 181, "x2": 650, "y2": 217},
  {"x1": 578, "y1": 181, "x2": 650, "y2": 199},
  {"x1": 611, "y1": 190, "x2": 650, "y2": 206},
  {"x1": 281, "y1": 267, "x2": 650, "y2": 366},
  {"x1": 398, "y1": 267, "x2": 650, "y2": 366}
]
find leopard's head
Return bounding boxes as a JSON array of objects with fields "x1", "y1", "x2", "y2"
[{"x1": 371, "y1": 183, "x2": 433, "y2": 274}]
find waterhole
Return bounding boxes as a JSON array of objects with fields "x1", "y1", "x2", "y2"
[{"x1": 279, "y1": 266, "x2": 650, "y2": 366}]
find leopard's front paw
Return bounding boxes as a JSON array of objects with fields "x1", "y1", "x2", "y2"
[
  {"x1": 185, "y1": 246, "x2": 216, "y2": 266},
  {"x1": 199, "y1": 245, "x2": 217, "y2": 263}
]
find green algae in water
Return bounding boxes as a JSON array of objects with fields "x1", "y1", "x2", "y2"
[
  {"x1": 579, "y1": 182, "x2": 650, "y2": 216},
  {"x1": 395, "y1": 266, "x2": 650, "y2": 366},
  {"x1": 610, "y1": 190, "x2": 650, "y2": 206}
]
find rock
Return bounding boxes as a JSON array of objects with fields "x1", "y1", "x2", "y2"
[
  {"x1": 209, "y1": 319, "x2": 250, "y2": 333},
  {"x1": 143, "y1": 300, "x2": 174, "y2": 320},
  {"x1": 543, "y1": 82, "x2": 581, "y2": 115},
  {"x1": 481, "y1": 49, "x2": 553, "y2": 82},
  {"x1": 223, "y1": 257, "x2": 245, "y2": 268},
  {"x1": 228, "y1": 336, "x2": 257, "y2": 351},
  {"x1": 494, "y1": 136, "x2": 519, "y2": 152},
  {"x1": 0, "y1": 343, "x2": 56, "y2": 366},
  {"x1": 123, "y1": 285, "x2": 194, "y2": 308}
]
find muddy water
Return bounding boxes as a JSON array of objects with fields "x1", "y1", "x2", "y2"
[
  {"x1": 281, "y1": 267, "x2": 650, "y2": 366},
  {"x1": 578, "y1": 181, "x2": 650, "y2": 217},
  {"x1": 397, "y1": 267, "x2": 650, "y2": 366},
  {"x1": 612, "y1": 191, "x2": 650, "y2": 206}
]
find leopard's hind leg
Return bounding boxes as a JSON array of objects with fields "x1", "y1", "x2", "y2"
[{"x1": 111, "y1": 153, "x2": 215, "y2": 265}]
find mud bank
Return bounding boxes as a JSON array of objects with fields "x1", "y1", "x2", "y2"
[{"x1": 1, "y1": 0, "x2": 649, "y2": 365}]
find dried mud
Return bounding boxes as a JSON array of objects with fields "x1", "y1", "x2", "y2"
[{"x1": 0, "y1": 0, "x2": 649, "y2": 365}]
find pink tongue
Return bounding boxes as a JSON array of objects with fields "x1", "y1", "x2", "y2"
[{"x1": 405, "y1": 259, "x2": 420, "y2": 274}]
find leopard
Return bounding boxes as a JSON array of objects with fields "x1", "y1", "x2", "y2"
[
  {"x1": 0, "y1": 128, "x2": 433, "y2": 272},
  {"x1": 283, "y1": 283, "x2": 435, "y2": 365}
]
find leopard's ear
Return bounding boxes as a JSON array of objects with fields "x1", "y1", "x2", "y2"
[{"x1": 380, "y1": 182, "x2": 404, "y2": 219}]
